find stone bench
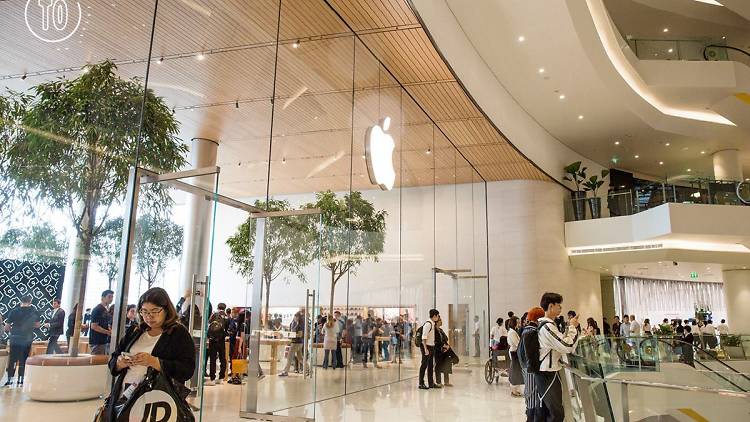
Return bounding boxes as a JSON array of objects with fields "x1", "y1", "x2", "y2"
[{"x1": 23, "y1": 354, "x2": 109, "y2": 401}]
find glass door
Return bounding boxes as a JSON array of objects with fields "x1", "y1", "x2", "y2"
[
  {"x1": 110, "y1": 166, "x2": 220, "y2": 413},
  {"x1": 238, "y1": 210, "x2": 322, "y2": 421}
]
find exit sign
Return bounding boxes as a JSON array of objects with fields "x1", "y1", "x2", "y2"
[{"x1": 690, "y1": 272, "x2": 699, "y2": 279}]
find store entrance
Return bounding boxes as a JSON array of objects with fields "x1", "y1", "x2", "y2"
[{"x1": 432, "y1": 268, "x2": 489, "y2": 364}]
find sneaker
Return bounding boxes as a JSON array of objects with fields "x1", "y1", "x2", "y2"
[
  {"x1": 418, "y1": 385, "x2": 429, "y2": 390},
  {"x1": 431, "y1": 384, "x2": 443, "y2": 389},
  {"x1": 205, "y1": 380, "x2": 215, "y2": 386},
  {"x1": 444, "y1": 383, "x2": 453, "y2": 387},
  {"x1": 279, "y1": 372, "x2": 289, "y2": 377},
  {"x1": 3, "y1": 380, "x2": 13, "y2": 388},
  {"x1": 215, "y1": 378, "x2": 223, "y2": 385}
]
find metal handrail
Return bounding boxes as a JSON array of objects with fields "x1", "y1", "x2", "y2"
[
  {"x1": 576, "y1": 373, "x2": 750, "y2": 398},
  {"x1": 703, "y1": 44, "x2": 750, "y2": 61}
]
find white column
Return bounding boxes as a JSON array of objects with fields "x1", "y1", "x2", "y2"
[
  {"x1": 722, "y1": 269, "x2": 750, "y2": 334},
  {"x1": 178, "y1": 138, "x2": 218, "y2": 297},
  {"x1": 712, "y1": 149, "x2": 743, "y2": 181}
]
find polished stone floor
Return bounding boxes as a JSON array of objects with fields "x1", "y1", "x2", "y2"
[{"x1": 0, "y1": 360, "x2": 527, "y2": 421}]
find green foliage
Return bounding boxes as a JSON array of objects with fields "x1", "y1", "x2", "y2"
[
  {"x1": 0, "y1": 223, "x2": 67, "y2": 266},
  {"x1": 4, "y1": 60, "x2": 187, "y2": 237},
  {"x1": 91, "y1": 214, "x2": 183, "y2": 289},
  {"x1": 305, "y1": 191, "x2": 387, "y2": 311},
  {"x1": 226, "y1": 199, "x2": 317, "y2": 321},
  {"x1": 654, "y1": 323, "x2": 674, "y2": 336},
  {"x1": 135, "y1": 213, "x2": 183, "y2": 288},
  {"x1": 0, "y1": 93, "x2": 31, "y2": 223},
  {"x1": 723, "y1": 335, "x2": 741, "y2": 347},
  {"x1": 563, "y1": 161, "x2": 588, "y2": 192},
  {"x1": 583, "y1": 169, "x2": 610, "y2": 197}
]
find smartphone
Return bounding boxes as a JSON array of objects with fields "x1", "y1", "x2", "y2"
[{"x1": 121, "y1": 352, "x2": 133, "y2": 361}]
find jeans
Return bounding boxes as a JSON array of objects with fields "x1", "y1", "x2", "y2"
[
  {"x1": 208, "y1": 340, "x2": 227, "y2": 380},
  {"x1": 361, "y1": 338, "x2": 373, "y2": 365},
  {"x1": 323, "y1": 349, "x2": 338, "y2": 369},
  {"x1": 7, "y1": 344, "x2": 32, "y2": 379},
  {"x1": 381, "y1": 340, "x2": 390, "y2": 360},
  {"x1": 46, "y1": 335, "x2": 62, "y2": 354},
  {"x1": 90, "y1": 343, "x2": 109, "y2": 355},
  {"x1": 418, "y1": 345, "x2": 434, "y2": 387},
  {"x1": 283, "y1": 342, "x2": 304, "y2": 373},
  {"x1": 335, "y1": 340, "x2": 344, "y2": 368}
]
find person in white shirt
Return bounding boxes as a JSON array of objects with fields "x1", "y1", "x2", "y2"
[
  {"x1": 418, "y1": 309, "x2": 440, "y2": 390},
  {"x1": 536, "y1": 292, "x2": 580, "y2": 422},
  {"x1": 717, "y1": 319, "x2": 730, "y2": 335},
  {"x1": 629, "y1": 315, "x2": 641, "y2": 338},
  {"x1": 702, "y1": 320, "x2": 718, "y2": 349}
]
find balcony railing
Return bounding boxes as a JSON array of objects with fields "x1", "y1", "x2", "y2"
[
  {"x1": 565, "y1": 178, "x2": 750, "y2": 221},
  {"x1": 627, "y1": 38, "x2": 750, "y2": 68}
]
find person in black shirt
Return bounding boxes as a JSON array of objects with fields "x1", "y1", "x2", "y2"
[
  {"x1": 206, "y1": 303, "x2": 229, "y2": 385},
  {"x1": 125, "y1": 304, "x2": 138, "y2": 329},
  {"x1": 3, "y1": 295, "x2": 40, "y2": 387},
  {"x1": 83, "y1": 308, "x2": 92, "y2": 336},
  {"x1": 45, "y1": 298, "x2": 65, "y2": 354},
  {"x1": 90, "y1": 290, "x2": 114, "y2": 355},
  {"x1": 602, "y1": 317, "x2": 611, "y2": 337}
]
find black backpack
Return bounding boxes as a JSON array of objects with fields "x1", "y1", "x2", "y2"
[
  {"x1": 519, "y1": 321, "x2": 552, "y2": 374},
  {"x1": 414, "y1": 321, "x2": 432, "y2": 348},
  {"x1": 208, "y1": 316, "x2": 225, "y2": 341}
]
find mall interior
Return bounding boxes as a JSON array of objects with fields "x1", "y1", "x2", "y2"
[{"x1": 0, "y1": 0, "x2": 749, "y2": 421}]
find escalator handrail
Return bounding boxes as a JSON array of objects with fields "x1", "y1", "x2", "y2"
[{"x1": 703, "y1": 44, "x2": 750, "y2": 61}]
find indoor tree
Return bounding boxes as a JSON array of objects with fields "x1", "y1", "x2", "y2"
[
  {"x1": 305, "y1": 191, "x2": 386, "y2": 315},
  {"x1": 0, "y1": 223, "x2": 67, "y2": 266},
  {"x1": 0, "y1": 93, "x2": 31, "y2": 224},
  {"x1": 134, "y1": 213, "x2": 183, "y2": 289},
  {"x1": 91, "y1": 218, "x2": 123, "y2": 290},
  {"x1": 226, "y1": 199, "x2": 317, "y2": 327},
  {"x1": 4, "y1": 60, "x2": 187, "y2": 356}
]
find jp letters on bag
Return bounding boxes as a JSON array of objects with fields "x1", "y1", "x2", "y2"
[{"x1": 128, "y1": 390, "x2": 177, "y2": 422}]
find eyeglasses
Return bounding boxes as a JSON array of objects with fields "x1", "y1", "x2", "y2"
[{"x1": 139, "y1": 308, "x2": 164, "y2": 317}]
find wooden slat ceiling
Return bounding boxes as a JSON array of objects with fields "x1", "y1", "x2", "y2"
[{"x1": 0, "y1": 0, "x2": 548, "y2": 199}]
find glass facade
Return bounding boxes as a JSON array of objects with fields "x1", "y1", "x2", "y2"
[{"x1": 0, "y1": 1, "x2": 488, "y2": 420}]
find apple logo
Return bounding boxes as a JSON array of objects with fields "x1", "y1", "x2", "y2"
[{"x1": 365, "y1": 117, "x2": 396, "y2": 191}]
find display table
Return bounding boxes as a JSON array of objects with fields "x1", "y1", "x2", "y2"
[
  {"x1": 373, "y1": 336, "x2": 392, "y2": 368},
  {"x1": 23, "y1": 354, "x2": 109, "y2": 401},
  {"x1": 260, "y1": 338, "x2": 291, "y2": 375},
  {"x1": 311, "y1": 343, "x2": 351, "y2": 367}
]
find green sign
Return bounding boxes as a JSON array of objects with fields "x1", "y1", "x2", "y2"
[{"x1": 690, "y1": 272, "x2": 698, "y2": 279}]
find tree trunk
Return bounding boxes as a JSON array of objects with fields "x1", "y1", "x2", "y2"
[
  {"x1": 263, "y1": 276, "x2": 271, "y2": 329},
  {"x1": 329, "y1": 270, "x2": 336, "y2": 318},
  {"x1": 69, "y1": 205, "x2": 97, "y2": 357}
]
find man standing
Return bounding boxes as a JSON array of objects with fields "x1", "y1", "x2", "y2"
[
  {"x1": 44, "y1": 298, "x2": 65, "y2": 354},
  {"x1": 206, "y1": 303, "x2": 229, "y2": 385},
  {"x1": 473, "y1": 315, "x2": 481, "y2": 358},
  {"x1": 3, "y1": 295, "x2": 41, "y2": 387},
  {"x1": 89, "y1": 290, "x2": 114, "y2": 355},
  {"x1": 629, "y1": 315, "x2": 641, "y2": 338},
  {"x1": 279, "y1": 311, "x2": 305, "y2": 377},
  {"x1": 718, "y1": 319, "x2": 730, "y2": 335},
  {"x1": 334, "y1": 311, "x2": 345, "y2": 369},
  {"x1": 536, "y1": 292, "x2": 579, "y2": 422},
  {"x1": 418, "y1": 308, "x2": 440, "y2": 390}
]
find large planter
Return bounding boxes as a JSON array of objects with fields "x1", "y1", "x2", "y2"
[
  {"x1": 571, "y1": 191, "x2": 587, "y2": 221},
  {"x1": 23, "y1": 354, "x2": 109, "y2": 401},
  {"x1": 588, "y1": 197, "x2": 602, "y2": 219},
  {"x1": 724, "y1": 346, "x2": 745, "y2": 360}
]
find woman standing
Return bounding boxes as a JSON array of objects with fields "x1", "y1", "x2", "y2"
[
  {"x1": 107, "y1": 288, "x2": 195, "y2": 417},
  {"x1": 434, "y1": 318, "x2": 456, "y2": 387},
  {"x1": 643, "y1": 318, "x2": 652, "y2": 336},
  {"x1": 322, "y1": 314, "x2": 339, "y2": 369},
  {"x1": 507, "y1": 316, "x2": 524, "y2": 397}
]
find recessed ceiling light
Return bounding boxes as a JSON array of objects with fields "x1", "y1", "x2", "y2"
[
  {"x1": 426, "y1": 148, "x2": 432, "y2": 155},
  {"x1": 197, "y1": 53, "x2": 205, "y2": 61},
  {"x1": 292, "y1": 40, "x2": 300, "y2": 49},
  {"x1": 578, "y1": 115, "x2": 584, "y2": 120},
  {"x1": 157, "y1": 57, "x2": 164, "y2": 64},
  {"x1": 518, "y1": 35, "x2": 525, "y2": 42},
  {"x1": 687, "y1": 168, "x2": 692, "y2": 172},
  {"x1": 538, "y1": 68, "x2": 545, "y2": 74},
  {"x1": 559, "y1": 94, "x2": 566, "y2": 100},
  {"x1": 634, "y1": 155, "x2": 639, "y2": 159},
  {"x1": 659, "y1": 161, "x2": 664, "y2": 165},
  {"x1": 668, "y1": 48, "x2": 674, "y2": 53},
  {"x1": 663, "y1": 28, "x2": 669, "y2": 33},
  {"x1": 722, "y1": 35, "x2": 726, "y2": 40},
  {"x1": 282, "y1": 157, "x2": 287, "y2": 164},
  {"x1": 665, "y1": 142, "x2": 671, "y2": 146},
  {"x1": 614, "y1": 141, "x2": 620, "y2": 145},
  {"x1": 700, "y1": 151, "x2": 706, "y2": 154}
]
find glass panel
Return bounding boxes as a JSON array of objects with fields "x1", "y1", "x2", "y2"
[
  {"x1": 238, "y1": 212, "x2": 322, "y2": 420},
  {"x1": 0, "y1": 1, "x2": 157, "y2": 420}
]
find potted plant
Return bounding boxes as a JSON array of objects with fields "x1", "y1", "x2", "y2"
[
  {"x1": 583, "y1": 170, "x2": 610, "y2": 219},
  {"x1": 563, "y1": 161, "x2": 588, "y2": 220},
  {"x1": 722, "y1": 335, "x2": 745, "y2": 359}
]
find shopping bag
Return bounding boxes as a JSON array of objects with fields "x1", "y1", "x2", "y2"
[
  {"x1": 113, "y1": 368, "x2": 195, "y2": 422},
  {"x1": 232, "y1": 358, "x2": 248, "y2": 375}
]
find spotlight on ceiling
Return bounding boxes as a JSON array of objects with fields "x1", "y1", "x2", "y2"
[
  {"x1": 538, "y1": 68, "x2": 545, "y2": 74},
  {"x1": 578, "y1": 115, "x2": 584, "y2": 120},
  {"x1": 659, "y1": 161, "x2": 664, "y2": 165},
  {"x1": 634, "y1": 155, "x2": 639, "y2": 159},
  {"x1": 665, "y1": 142, "x2": 671, "y2": 146},
  {"x1": 663, "y1": 28, "x2": 669, "y2": 33},
  {"x1": 687, "y1": 168, "x2": 692, "y2": 172},
  {"x1": 197, "y1": 52, "x2": 206, "y2": 61},
  {"x1": 559, "y1": 94, "x2": 566, "y2": 100},
  {"x1": 157, "y1": 57, "x2": 164, "y2": 64},
  {"x1": 517, "y1": 35, "x2": 525, "y2": 42},
  {"x1": 292, "y1": 40, "x2": 300, "y2": 49},
  {"x1": 614, "y1": 141, "x2": 620, "y2": 145},
  {"x1": 426, "y1": 148, "x2": 432, "y2": 155}
]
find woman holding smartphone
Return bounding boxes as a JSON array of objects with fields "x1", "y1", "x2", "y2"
[{"x1": 108, "y1": 287, "x2": 195, "y2": 399}]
